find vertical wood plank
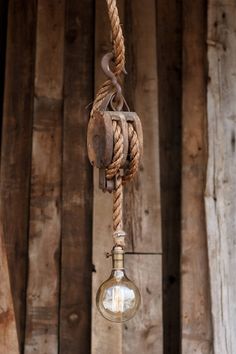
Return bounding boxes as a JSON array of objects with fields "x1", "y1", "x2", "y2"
[
  {"x1": 123, "y1": 0, "x2": 162, "y2": 254},
  {"x1": 122, "y1": 1, "x2": 163, "y2": 353},
  {"x1": 0, "y1": 221, "x2": 19, "y2": 353},
  {"x1": 157, "y1": 0, "x2": 182, "y2": 352},
  {"x1": 24, "y1": 1, "x2": 65, "y2": 352},
  {"x1": 0, "y1": 0, "x2": 8, "y2": 127},
  {"x1": 92, "y1": 1, "x2": 123, "y2": 353},
  {"x1": 0, "y1": 0, "x2": 36, "y2": 349},
  {"x1": 59, "y1": 1, "x2": 94, "y2": 353},
  {"x1": 206, "y1": 1, "x2": 236, "y2": 352},
  {"x1": 181, "y1": 0, "x2": 212, "y2": 353},
  {"x1": 123, "y1": 255, "x2": 162, "y2": 354}
]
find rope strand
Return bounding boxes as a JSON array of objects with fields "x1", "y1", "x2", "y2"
[
  {"x1": 123, "y1": 123, "x2": 140, "y2": 183},
  {"x1": 105, "y1": 121, "x2": 124, "y2": 180},
  {"x1": 106, "y1": 0, "x2": 125, "y2": 75}
]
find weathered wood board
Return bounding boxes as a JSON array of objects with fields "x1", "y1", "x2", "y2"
[
  {"x1": 59, "y1": 1, "x2": 94, "y2": 353},
  {"x1": 123, "y1": 2, "x2": 163, "y2": 351},
  {"x1": 0, "y1": 0, "x2": 8, "y2": 116},
  {"x1": 0, "y1": 0, "x2": 36, "y2": 350},
  {"x1": 123, "y1": 0, "x2": 162, "y2": 254},
  {"x1": 157, "y1": 0, "x2": 182, "y2": 352},
  {"x1": 206, "y1": 1, "x2": 236, "y2": 353},
  {"x1": 0, "y1": 220, "x2": 19, "y2": 353},
  {"x1": 0, "y1": 0, "x2": 224, "y2": 353},
  {"x1": 123, "y1": 255, "x2": 162, "y2": 354},
  {"x1": 181, "y1": 0, "x2": 212, "y2": 353},
  {"x1": 24, "y1": 0, "x2": 65, "y2": 352}
]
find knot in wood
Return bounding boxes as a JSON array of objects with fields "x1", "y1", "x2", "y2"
[{"x1": 68, "y1": 313, "x2": 79, "y2": 323}]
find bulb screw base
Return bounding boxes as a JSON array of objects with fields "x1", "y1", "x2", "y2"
[{"x1": 112, "y1": 245, "x2": 125, "y2": 269}]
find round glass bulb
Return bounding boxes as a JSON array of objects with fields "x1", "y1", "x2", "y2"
[{"x1": 96, "y1": 246, "x2": 141, "y2": 322}]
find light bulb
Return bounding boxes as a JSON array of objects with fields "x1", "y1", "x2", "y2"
[{"x1": 96, "y1": 246, "x2": 141, "y2": 322}]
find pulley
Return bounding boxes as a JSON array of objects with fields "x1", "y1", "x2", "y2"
[{"x1": 87, "y1": 53, "x2": 143, "y2": 192}]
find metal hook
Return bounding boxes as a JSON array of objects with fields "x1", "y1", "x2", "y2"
[{"x1": 101, "y1": 52, "x2": 122, "y2": 96}]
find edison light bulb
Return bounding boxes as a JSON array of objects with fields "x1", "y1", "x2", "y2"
[{"x1": 96, "y1": 246, "x2": 141, "y2": 322}]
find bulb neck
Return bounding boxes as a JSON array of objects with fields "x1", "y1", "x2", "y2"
[{"x1": 112, "y1": 246, "x2": 125, "y2": 270}]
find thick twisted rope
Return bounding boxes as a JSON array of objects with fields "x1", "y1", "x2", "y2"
[
  {"x1": 112, "y1": 173, "x2": 123, "y2": 231},
  {"x1": 91, "y1": 0, "x2": 125, "y2": 116},
  {"x1": 106, "y1": 120, "x2": 140, "y2": 247},
  {"x1": 123, "y1": 123, "x2": 140, "y2": 183},
  {"x1": 91, "y1": 0, "x2": 140, "y2": 247},
  {"x1": 105, "y1": 121, "x2": 124, "y2": 179},
  {"x1": 105, "y1": 122, "x2": 140, "y2": 184},
  {"x1": 105, "y1": 121, "x2": 125, "y2": 246},
  {"x1": 106, "y1": 0, "x2": 125, "y2": 75}
]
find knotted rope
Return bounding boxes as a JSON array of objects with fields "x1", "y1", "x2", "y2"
[{"x1": 91, "y1": 0, "x2": 141, "y2": 247}]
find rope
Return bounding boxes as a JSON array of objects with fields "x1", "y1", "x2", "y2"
[
  {"x1": 106, "y1": 0, "x2": 125, "y2": 75},
  {"x1": 123, "y1": 123, "x2": 140, "y2": 183},
  {"x1": 105, "y1": 121, "x2": 125, "y2": 246},
  {"x1": 105, "y1": 120, "x2": 140, "y2": 248},
  {"x1": 113, "y1": 173, "x2": 123, "y2": 231},
  {"x1": 105, "y1": 121, "x2": 124, "y2": 179},
  {"x1": 91, "y1": 0, "x2": 140, "y2": 248},
  {"x1": 91, "y1": 0, "x2": 125, "y2": 116}
]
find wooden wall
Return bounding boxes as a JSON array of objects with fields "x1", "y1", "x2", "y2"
[
  {"x1": 206, "y1": 0, "x2": 236, "y2": 353},
  {"x1": 0, "y1": 1, "x2": 166, "y2": 353},
  {"x1": 181, "y1": 0, "x2": 212, "y2": 353},
  {"x1": 1, "y1": 0, "x2": 236, "y2": 353},
  {"x1": 0, "y1": 0, "x2": 94, "y2": 353},
  {"x1": 157, "y1": 0, "x2": 182, "y2": 352}
]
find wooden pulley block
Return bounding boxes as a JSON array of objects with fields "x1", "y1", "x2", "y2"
[
  {"x1": 87, "y1": 110, "x2": 143, "y2": 169},
  {"x1": 87, "y1": 53, "x2": 143, "y2": 191},
  {"x1": 87, "y1": 110, "x2": 143, "y2": 192}
]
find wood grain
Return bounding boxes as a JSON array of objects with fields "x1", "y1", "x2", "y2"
[
  {"x1": 206, "y1": 1, "x2": 236, "y2": 352},
  {"x1": 123, "y1": 2, "x2": 163, "y2": 350},
  {"x1": 123, "y1": 0, "x2": 162, "y2": 253},
  {"x1": 181, "y1": 0, "x2": 212, "y2": 353},
  {"x1": 0, "y1": 0, "x2": 8, "y2": 124},
  {"x1": 24, "y1": 0, "x2": 65, "y2": 352},
  {"x1": 157, "y1": 0, "x2": 182, "y2": 352},
  {"x1": 0, "y1": 219, "x2": 19, "y2": 353},
  {"x1": 123, "y1": 255, "x2": 162, "y2": 354},
  {"x1": 59, "y1": 1, "x2": 94, "y2": 353},
  {"x1": 0, "y1": 0, "x2": 36, "y2": 349}
]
